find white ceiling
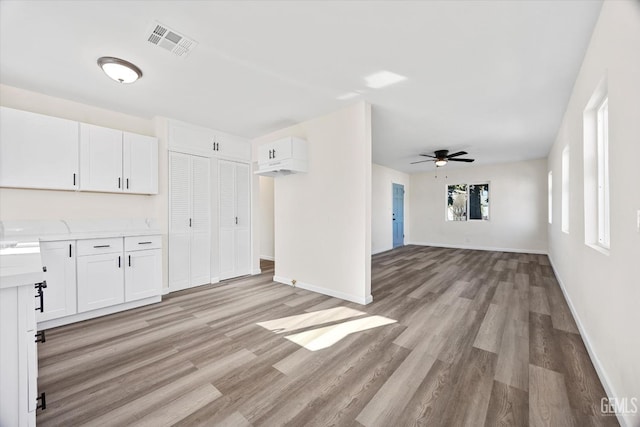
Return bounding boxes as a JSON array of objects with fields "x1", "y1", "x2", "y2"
[{"x1": 0, "y1": 1, "x2": 602, "y2": 173}]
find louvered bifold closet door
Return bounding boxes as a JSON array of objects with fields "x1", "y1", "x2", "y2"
[
  {"x1": 218, "y1": 160, "x2": 236, "y2": 280},
  {"x1": 235, "y1": 162, "x2": 251, "y2": 276},
  {"x1": 169, "y1": 152, "x2": 192, "y2": 290},
  {"x1": 190, "y1": 155, "x2": 211, "y2": 286}
]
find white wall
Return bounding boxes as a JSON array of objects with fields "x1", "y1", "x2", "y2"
[
  {"x1": 0, "y1": 84, "x2": 169, "y2": 289},
  {"x1": 409, "y1": 158, "x2": 548, "y2": 253},
  {"x1": 547, "y1": 2, "x2": 640, "y2": 426},
  {"x1": 251, "y1": 102, "x2": 372, "y2": 304},
  {"x1": 259, "y1": 176, "x2": 274, "y2": 260},
  {"x1": 371, "y1": 163, "x2": 410, "y2": 254}
]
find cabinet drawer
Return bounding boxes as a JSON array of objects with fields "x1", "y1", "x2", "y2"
[
  {"x1": 77, "y1": 238, "x2": 123, "y2": 256},
  {"x1": 125, "y1": 235, "x2": 162, "y2": 251}
]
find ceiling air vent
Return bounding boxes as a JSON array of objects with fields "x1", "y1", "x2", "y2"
[{"x1": 146, "y1": 22, "x2": 197, "y2": 57}]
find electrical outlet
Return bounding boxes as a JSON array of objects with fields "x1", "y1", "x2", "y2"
[{"x1": 291, "y1": 279, "x2": 297, "y2": 287}]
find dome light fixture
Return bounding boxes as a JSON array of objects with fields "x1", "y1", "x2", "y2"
[
  {"x1": 435, "y1": 159, "x2": 448, "y2": 167},
  {"x1": 97, "y1": 57, "x2": 142, "y2": 84}
]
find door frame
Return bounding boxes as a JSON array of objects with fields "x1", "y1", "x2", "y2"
[{"x1": 392, "y1": 183, "x2": 404, "y2": 248}]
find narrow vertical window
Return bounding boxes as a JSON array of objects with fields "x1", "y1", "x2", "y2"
[
  {"x1": 548, "y1": 171, "x2": 553, "y2": 224},
  {"x1": 597, "y1": 98, "x2": 610, "y2": 247},
  {"x1": 561, "y1": 147, "x2": 570, "y2": 234}
]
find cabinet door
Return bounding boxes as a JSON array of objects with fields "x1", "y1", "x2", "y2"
[
  {"x1": 123, "y1": 132, "x2": 158, "y2": 194},
  {"x1": 77, "y1": 253, "x2": 124, "y2": 313},
  {"x1": 125, "y1": 249, "x2": 161, "y2": 301},
  {"x1": 191, "y1": 156, "x2": 211, "y2": 286},
  {"x1": 271, "y1": 137, "x2": 293, "y2": 161},
  {"x1": 215, "y1": 134, "x2": 251, "y2": 161},
  {"x1": 0, "y1": 106, "x2": 79, "y2": 191},
  {"x1": 37, "y1": 241, "x2": 77, "y2": 322},
  {"x1": 169, "y1": 152, "x2": 191, "y2": 290},
  {"x1": 79, "y1": 124, "x2": 123, "y2": 192},
  {"x1": 235, "y1": 163, "x2": 251, "y2": 276}
]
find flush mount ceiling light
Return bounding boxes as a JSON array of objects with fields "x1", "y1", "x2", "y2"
[
  {"x1": 435, "y1": 159, "x2": 448, "y2": 167},
  {"x1": 364, "y1": 70, "x2": 407, "y2": 89},
  {"x1": 97, "y1": 57, "x2": 142, "y2": 84}
]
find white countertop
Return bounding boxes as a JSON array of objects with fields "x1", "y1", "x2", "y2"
[
  {"x1": 39, "y1": 229, "x2": 161, "y2": 242},
  {"x1": 0, "y1": 243, "x2": 44, "y2": 289}
]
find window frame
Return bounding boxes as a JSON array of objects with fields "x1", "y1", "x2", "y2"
[
  {"x1": 596, "y1": 97, "x2": 610, "y2": 248},
  {"x1": 446, "y1": 182, "x2": 490, "y2": 222}
]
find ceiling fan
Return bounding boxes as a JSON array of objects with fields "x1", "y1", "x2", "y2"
[{"x1": 411, "y1": 149, "x2": 475, "y2": 167}]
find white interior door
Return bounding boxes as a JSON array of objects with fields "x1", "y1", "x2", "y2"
[
  {"x1": 190, "y1": 155, "x2": 211, "y2": 286},
  {"x1": 235, "y1": 162, "x2": 251, "y2": 275},
  {"x1": 219, "y1": 160, "x2": 236, "y2": 280},
  {"x1": 169, "y1": 152, "x2": 191, "y2": 290}
]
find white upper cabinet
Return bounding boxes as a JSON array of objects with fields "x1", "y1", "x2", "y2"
[
  {"x1": 256, "y1": 136, "x2": 308, "y2": 176},
  {"x1": 213, "y1": 132, "x2": 251, "y2": 161},
  {"x1": 0, "y1": 106, "x2": 79, "y2": 190},
  {"x1": 80, "y1": 123, "x2": 158, "y2": 194},
  {"x1": 80, "y1": 124, "x2": 123, "y2": 192},
  {"x1": 168, "y1": 119, "x2": 250, "y2": 162},
  {"x1": 123, "y1": 132, "x2": 158, "y2": 194}
]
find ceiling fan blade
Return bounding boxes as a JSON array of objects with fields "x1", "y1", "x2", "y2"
[
  {"x1": 419, "y1": 154, "x2": 436, "y2": 158},
  {"x1": 446, "y1": 151, "x2": 468, "y2": 158},
  {"x1": 448, "y1": 158, "x2": 475, "y2": 162},
  {"x1": 410, "y1": 159, "x2": 435, "y2": 164}
]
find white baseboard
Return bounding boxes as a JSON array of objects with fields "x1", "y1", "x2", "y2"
[
  {"x1": 162, "y1": 287, "x2": 170, "y2": 295},
  {"x1": 38, "y1": 295, "x2": 162, "y2": 330},
  {"x1": 372, "y1": 246, "x2": 392, "y2": 255},
  {"x1": 251, "y1": 268, "x2": 262, "y2": 275},
  {"x1": 407, "y1": 241, "x2": 548, "y2": 255},
  {"x1": 210, "y1": 276, "x2": 220, "y2": 284},
  {"x1": 548, "y1": 255, "x2": 631, "y2": 427},
  {"x1": 273, "y1": 275, "x2": 373, "y2": 305},
  {"x1": 260, "y1": 255, "x2": 275, "y2": 261}
]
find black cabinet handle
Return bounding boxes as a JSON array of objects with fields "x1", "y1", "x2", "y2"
[
  {"x1": 37, "y1": 392, "x2": 46, "y2": 411},
  {"x1": 73, "y1": 173, "x2": 76, "y2": 186},
  {"x1": 272, "y1": 149, "x2": 276, "y2": 158},
  {"x1": 118, "y1": 256, "x2": 121, "y2": 268},
  {"x1": 118, "y1": 177, "x2": 121, "y2": 188},
  {"x1": 189, "y1": 218, "x2": 192, "y2": 227},
  {"x1": 269, "y1": 149, "x2": 272, "y2": 159},
  {"x1": 128, "y1": 255, "x2": 131, "y2": 267},
  {"x1": 138, "y1": 241, "x2": 152, "y2": 245},
  {"x1": 93, "y1": 245, "x2": 110, "y2": 248},
  {"x1": 235, "y1": 216, "x2": 238, "y2": 225},
  {"x1": 126, "y1": 178, "x2": 129, "y2": 189},
  {"x1": 34, "y1": 281, "x2": 47, "y2": 313},
  {"x1": 35, "y1": 330, "x2": 46, "y2": 343},
  {"x1": 69, "y1": 244, "x2": 72, "y2": 257}
]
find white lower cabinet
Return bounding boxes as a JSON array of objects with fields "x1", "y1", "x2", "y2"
[
  {"x1": 0, "y1": 283, "x2": 42, "y2": 427},
  {"x1": 124, "y1": 236, "x2": 162, "y2": 302},
  {"x1": 37, "y1": 241, "x2": 77, "y2": 322},
  {"x1": 77, "y1": 251, "x2": 125, "y2": 313}
]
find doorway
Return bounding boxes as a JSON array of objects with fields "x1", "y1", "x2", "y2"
[{"x1": 392, "y1": 183, "x2": 404, "y2": 248}]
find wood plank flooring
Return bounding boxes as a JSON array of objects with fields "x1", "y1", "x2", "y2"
[{"x1": 36, "y1": 246, "x2": 618, "y2": 426}]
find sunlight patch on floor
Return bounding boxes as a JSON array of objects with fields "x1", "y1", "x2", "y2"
[
  {"x1": 256, "y1": 306, "x2": 366, "y2": 334},
  {"x1": 284, "y1": 315, "x2": 398, "y2": 351}
]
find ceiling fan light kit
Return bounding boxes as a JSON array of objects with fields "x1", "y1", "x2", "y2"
[{"x1": 411, "y1": 149, "x2": 475, "y2": 167}]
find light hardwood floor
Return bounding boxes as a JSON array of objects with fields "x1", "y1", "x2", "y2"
[{"x1": 37, "y1": 246, "x2": 618, "y2": 426}]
